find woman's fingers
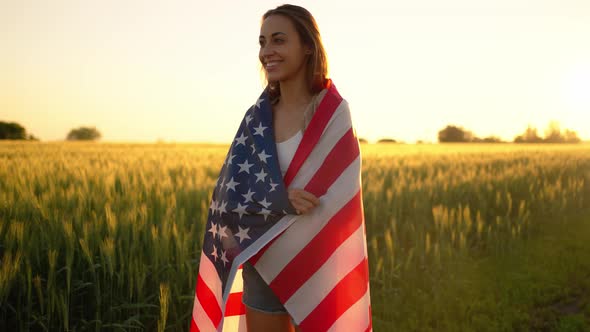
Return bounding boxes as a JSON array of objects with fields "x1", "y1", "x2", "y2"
[
  {"x1": 297, "y1": 190, "x2": 320, "y2": 206},
  {"x1": 288, "y1": 189, "x2": 320, "y2": 214},
  {"x1": 289, "y1": 189, "x2": 320, "y2": 205},
  {"x1": 291, "y1": 197, "x2": 314, "y2": 212}
]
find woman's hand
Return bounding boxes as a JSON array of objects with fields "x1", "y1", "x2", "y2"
[{"x1": 288, "y1": 188, "x2": 320, "y2": 215}]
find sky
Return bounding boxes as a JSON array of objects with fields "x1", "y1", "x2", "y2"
[{"x1": 1, "y1": 0, "x2": 589, "y2": 143}]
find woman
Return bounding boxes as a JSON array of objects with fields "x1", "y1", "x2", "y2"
[
  {"x1": 242, "y1": 5, "x2": 325, "y2": 331},
  {"x1": 191, "y1": 4, "x2": 371, "y2": 332}
]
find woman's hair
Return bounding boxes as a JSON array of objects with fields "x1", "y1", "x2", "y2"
[{"x1": 261, "y1": 4, "x2": 329, "y2": 101}]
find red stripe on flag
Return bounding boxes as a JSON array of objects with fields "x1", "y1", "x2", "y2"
[
  {"x1": 283, "y1": 84, "x2": 343, "y2": 188},
  {"x1": 270, "y1": 191, "x2": 362, "y2": 302},
  {"x1": 190, "y1": 316, "x2": 199, "y2": 332},
  {"x1": 298, "y1": 257, "x2": 370, "y2": 332},
  {"x1": 225, "y1": 292, "x2": 246, "y2": 316},
  {"x1": 196, "y1": 275, "x2": 222, "y2": 327},
  {"x1": 304, "y1": 127, "x2": 358, "y2": 198}
]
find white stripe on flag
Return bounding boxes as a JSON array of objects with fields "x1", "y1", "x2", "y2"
[
  {"x1": 285, "y1": 224, "x2": 367, "y2": 321},
  {"x1": 255, "y1": 156, "x2": 361, "y2": 281},
  {"x1": 222, "y1": 314, "x2": 247, "y2": 331},
  {"x1": 321, "y1": 99, "x2": 350, "y2": 137},
  {"x1": 229, "y1": 267, "x2": 243, "y2": 294},
  {"x1": 326, "y1": 284, "x2": 371, "y2": 332},
  {"x1": 192, "y1": 291, "x2": 218, "y2": 332}
]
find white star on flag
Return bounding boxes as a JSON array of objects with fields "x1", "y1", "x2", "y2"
[
  {"x1": 255, "y1": 98, "x2": 263, "y2": 109},
  {"x1": 259, "y1": 197, "x2": 271, "y2": 209},
  {"x1": 225, "y1": 152, "x2": 236, "y2": 165},
  {"x1": 218, "y1": 201, "x2": 228, "y2": 215},
  {"x1": 209, "y1": 199, "x2": 218, "y2": 214},
  {"x1": 242, "y1": 189, "x2": 255, "y2": 203},
  {"x1": 269, "y1": 181, "x2": 278, "y2": 192},
  {"x1": 258, "y1": 150, "x2": 271, "y2": 163},
  {"x1": 235, "y1": 133, "x2": 247, "y2": 146},
  {"x1": 221, "y1": 250, "x2": 229, "y2": 266},
  {"x1": 237, "y1": 159, "x2": 254, "y2": 174},
  {"x1": 218, "y1": 225, "x2": 228, "y2": 239},
  {"x1": 208, "y1": 222, "x2": 218, "y2": 238},
  {"x1": 255, "y1": 169, "x2": 268, "y2": 183},
  {"x1": 235, "y1": 226, "x2": 251, "y2": 243},
  {"x1": 253, "y1": 123, "x2": 267, "y2": 137},
  {"x1": 259, "y1": 208, "x2": 272, "y2": 220},
  {"x1": 245, "y1": 114, "x2": 253, "y2": 125},
  {"x1": 211, "y1": 245, "x2": 218, "y2": 262},
  {"x1": 250, "y1": 143, "x2": 257, "y2": 155},
  {"x1": 233, "y1": 202, "x2": 248, "y2": 219},
  {"x1": 225, "y1": 177, "x2": 239, "y2": 192}
]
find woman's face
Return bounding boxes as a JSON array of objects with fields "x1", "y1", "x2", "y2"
[{"x1": 259, "y1": 14, "x2": 310, "y2": 83}]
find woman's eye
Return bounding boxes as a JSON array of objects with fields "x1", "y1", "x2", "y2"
[{"x1": 274, "y1": 39, "x2": 283, "y2": 43}]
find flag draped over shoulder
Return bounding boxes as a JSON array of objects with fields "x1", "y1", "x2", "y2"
[{"x1": 190, "y1": 80, "x2": 372, "y2": 332}]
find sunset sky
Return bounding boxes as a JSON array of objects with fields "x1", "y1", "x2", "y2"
[{"x1": 2, "y1": 0, "x2": 589, "y2": 143}]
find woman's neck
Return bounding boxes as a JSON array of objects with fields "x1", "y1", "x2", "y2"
[{"x1": 278, "y1": 73, "x2": 313, "y2": 110}]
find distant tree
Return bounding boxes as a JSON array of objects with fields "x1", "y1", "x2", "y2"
[
  {"x1": 544, "y1": 121, "x2": 564, "y2": 143},
  {"x1": 472, "y1": 135, "x2": 503, "y2": 143},
  {"x1": 377, "y1": 138, "x2": 397, "y2": 143},
  {"x1": 358, "y1": 138, "x2": 368, "y2": 144},
  {"x1": 514, "y1": 122, "x2": 580, "y2": 143},
  {"x1": 0, "y1": 121, "x2": 27, "y2": 139},
  {"x1": 67, "y1": 126, "x2": 101, "y2": 141},
  {"x1": 514, "y1": 125, "x2": 543, "y2": 143},
  {"x1": 438, "y1": 125, "x2": 473, "y2": 142},
  {"x1": 563, "y1": 129, "x2": 581, "y2": 143},
  {"x1": 481, "y1": 136, "x2": 504, "y2": 143}
]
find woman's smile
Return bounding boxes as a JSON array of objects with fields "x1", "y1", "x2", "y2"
[{"x1": 265, "y1": 60, "x2": 282, "y2": 71}]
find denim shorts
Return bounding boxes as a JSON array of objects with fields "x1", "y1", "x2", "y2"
[{"x1": 241, "y1": 261, "x2": 288, "y2": 314}]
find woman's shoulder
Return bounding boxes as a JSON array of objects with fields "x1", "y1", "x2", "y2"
[{"x1": 303, "y1": 88, "x2": 351, "y2": 131}]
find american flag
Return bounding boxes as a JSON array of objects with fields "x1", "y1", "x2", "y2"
[{"x1": 190, "y1": 80, "x2": 372, "y2": 332}]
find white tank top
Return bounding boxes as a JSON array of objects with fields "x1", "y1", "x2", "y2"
[{"x1": 276, "y1": 130, "x2": 303, "y2": 176}]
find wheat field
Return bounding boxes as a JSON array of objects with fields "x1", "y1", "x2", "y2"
[{"x1": 1, "y1": 142, "x2": 589, "y2": 331}]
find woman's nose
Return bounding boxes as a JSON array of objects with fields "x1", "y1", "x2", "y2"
[{"x1": 260, "y1": 45, "x2": 275, "y2": 57}]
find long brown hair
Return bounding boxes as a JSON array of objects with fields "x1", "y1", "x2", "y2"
[{"x1": 261, "y1": 4, "x2": 329, "y2": 101}]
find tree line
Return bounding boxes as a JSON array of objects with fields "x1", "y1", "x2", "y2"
[
  {"x1": 365, "y1": 121, "x2": 582, "y2": 144},
  {"x1": 0, "y1": 122, "x2": 101, "y2": 141},
  {"x1": 437, "y1": 121, "x2": 581, "y2": 143}
]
